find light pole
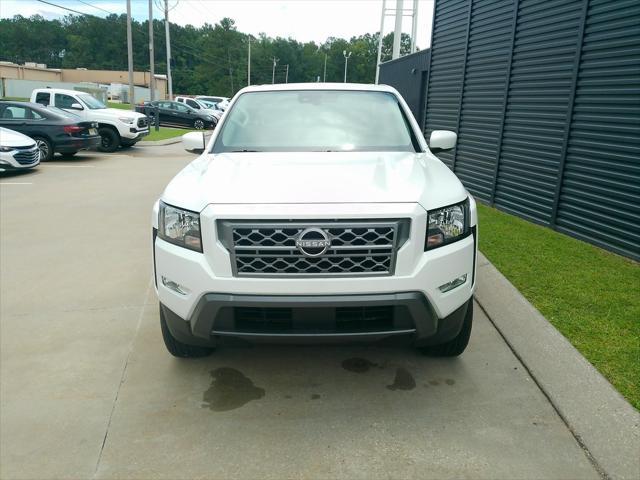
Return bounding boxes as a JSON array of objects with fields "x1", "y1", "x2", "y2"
[
  {"x1": 148, "y1": 0, "x2": 155, "y2": 101},
  {"x1": 343, "y1": 50, "x2": 352, "y2": 83},
  {"x1": 126, "y1": 0, "x2": 135, "y2": 109},
  {"x1": 164, "y1": 0, "x2": 173, "y2": 100},
  {"x1": 272, "y1": 57, "x2": 279, "y2": 84}
]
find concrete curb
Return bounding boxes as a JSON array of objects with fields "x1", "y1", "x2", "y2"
[
  {"x1": 137, "y1": 137, "x2": 183, "y2": 146},
  {"x1": 138, "y1": 132, "x2": 212, "y2": 147},
  {"x1": 475, "y1": 252, "x2": 640, "y2": 480}
]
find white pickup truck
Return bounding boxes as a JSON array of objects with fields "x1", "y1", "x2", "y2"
[
  {"x1": 153, "y1": 84, "x2": 477, "y2": 359},
  {"x1": 30, "y1": 88, "x2": 149, "y2": 152}
]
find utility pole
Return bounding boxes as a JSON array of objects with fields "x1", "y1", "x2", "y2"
[
  {"x1": 343, "y1": 50, "x2": 352, "y2": 82},
  {"x1": 285, "y1": 64, "x2": 289, "y2": 83},
  {"x1": 126, "y1": 0, "x2": 135, "y2": 109},
  {"x1": 323, "y1": 53, "x2": 327, "y2": 82},
  {"x1": 392, "y1": 0, "x2": 403, "y2": 59},
  {"x1": 410, "y1": 0, "x2": 418, "y2": 53},
  {"x1": 247, "y1": 36, "x2": 251, "y2": 86},
  {"x1": 375, "y1": 0, "x2": 386, "y2": 84},
  {"x1": 164, "y1": 0, "x2": 173, "y2": 100},
  {"x1": 272, "y1": 57, "x2": 278, "y2": 84},
  {"x1": 148, "y1": 0, "x2": 155, "y2": 101}
]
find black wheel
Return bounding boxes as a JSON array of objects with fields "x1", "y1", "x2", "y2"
[
  {"x1": 160, "y1": 306, "x2": 214, "y2": 358},
  {"x1": 98, "y1": 127, "x2": 120, "y2": 152},
  {"x1": 421, "y1": 301, "x2": 473, "y2": 357},
  {"x1": 193, "y1": 119, "x2": 205, "y2": 130},
  {"x1": 33, "y1": 136, "x2": 53, "y2": 161},
  {"x1": 60, "y1": 151, "x2": 78, "y2": 157}
]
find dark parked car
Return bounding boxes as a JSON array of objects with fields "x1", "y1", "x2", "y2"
[
  {"x1": 0, "y1": 101, "x2": 100, "y2": 161},
  {"x1": 136, "y1": 101, "x2": 217, "y2": 130}
]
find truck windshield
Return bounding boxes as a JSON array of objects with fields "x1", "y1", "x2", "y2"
[
  {"x1": 212, "y1": 90, "x2": 419, "y2": 153},
  {"x1": 78, "y1": 93, "x2": 106, "y2": 110}
]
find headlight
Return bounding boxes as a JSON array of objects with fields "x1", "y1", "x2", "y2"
[
  {"x1": 118, "y1": 117, "x2": 134, "y2": 125},
  {"x1": 159, "y1": 202, "x2": 202, "y2": 252},
  {"x1": 0, "y1": 146, "x2": 14, "y2": 152},
  {"x1": 205, "y1": 115, "x2": 214, "y2": 121},
  {"x1": 425, "y1": 199, "x2": 470, "y2": 250}
]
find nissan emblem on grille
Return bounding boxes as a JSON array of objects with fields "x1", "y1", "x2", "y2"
[{"x1": 295, "y1": 228, "x2": 331, "y2": 257}]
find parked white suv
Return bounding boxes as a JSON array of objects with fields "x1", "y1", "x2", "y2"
[
  {"x1": 152, "y1": 84, "x2": 477, "y2": 358},
  {"x1": 0, "y1": 127, "x2": 40, "y2": 171},
  {"x1": 31, "y1": 88, "x2": 149, "y2": 152}
]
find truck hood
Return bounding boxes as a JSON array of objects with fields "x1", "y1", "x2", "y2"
[
  {"x1": 98, "y1": 108, "x2": 145, "y2": 120},
  {"x1": 162, "y1": 151, "x2": 468, "y2": 212}
]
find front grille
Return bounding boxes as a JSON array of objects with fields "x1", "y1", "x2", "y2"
[
  {"x1": 13, "y1": 146, "x2": 39, "y2": 165},
  {"x1": 218, "y1": 220, "x2": 409, "y2": 277},
  {"x1": 137, "y1": 117, "x2": 148, "y2": 128}
]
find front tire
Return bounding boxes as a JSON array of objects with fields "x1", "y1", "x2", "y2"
[
  {"x1": 193, "y1": 119, "x2": 205, "y2": 130},
  {"x1": 33, "y1": 136, "x2": 53, "y2": 161},
  {"x1": 160, "y1": 306, "x2": 214, "y2": 358},
  {"x1": 420, "y1": 301, "x2": 473, "y2": 357},
  {"x1": 98, "y1": 127, "x2": 120, "y2": 152}
]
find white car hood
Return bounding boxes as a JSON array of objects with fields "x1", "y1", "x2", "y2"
[
  {"x1": 95, "y1": 108, "x2": 145, "y2": 120},
  {"x1": 0, "y1": 127, "x2": 36, "y2": 147},
  {"x1": 162, "y1": 151, "x2": 468, "y2": 212}
]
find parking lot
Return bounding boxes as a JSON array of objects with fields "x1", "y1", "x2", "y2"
[{"x1": 0, "y1": 144, "x2": 601, "y2": 479}]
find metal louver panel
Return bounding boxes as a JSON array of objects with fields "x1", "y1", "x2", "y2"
[
  {"x1": 424, "y1": 0, "x2": 471, "y2": 168},
  {"x1": 494, "y1": 0, "x2": 585, "y2": 225},
  {"x1": 555, "y1": 0, "x2": 640, "y2": 259},
  {"x1": 455, "y1": 0, "x2": 515, "y2": 202}
]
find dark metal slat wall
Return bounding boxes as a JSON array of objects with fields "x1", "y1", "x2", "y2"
[{"x1": 423, "y1": 0, "x2": 640, "y2": 260}]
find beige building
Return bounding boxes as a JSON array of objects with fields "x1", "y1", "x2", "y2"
[{"x1": 0, "y1": 61, "x2": 167, "y2": 99}]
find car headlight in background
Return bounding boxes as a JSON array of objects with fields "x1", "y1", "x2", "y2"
[
  {"x1": 0, "y1": 146, "x2": 14, "y2": 152},
  {"x1": 204, "y1": 115, "x2": 214, "y2": 121},
  {"x1": 159, "y1": 202, "x2": 202, "y2": 252},
  {"x1": 425, "y1": 198, "x2": 470, "y2": 250},
  {"x1": 118, "y1": 117, "x2": 134, "y2": 124}
]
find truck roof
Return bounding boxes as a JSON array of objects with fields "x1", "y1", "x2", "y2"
[
  {"x1": 31, "y1": 87, "x2": 88, "y2": 96},
  {"x1": 236, "y1": 82, "x2": 399, "y2": 94}
]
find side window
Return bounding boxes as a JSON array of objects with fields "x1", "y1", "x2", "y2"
[
  {"x1": 1, "y1": 106, "x2": 29, "y2": 120},
  {"x1": 174, "y1": 103, "x2": 189, "y2": 113},
  {"x1": 54, "y1": 94, "x2": 77, "y2": 109},
  {"x1": 186, "y1": 99, "x2": 199, "y2": 109},
  {"x1": 35, "y1": 92, "x2": 50, "y2": 106}
]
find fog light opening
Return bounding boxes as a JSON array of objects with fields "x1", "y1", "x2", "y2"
[
  {"x1": 161, "y1": 276, "x2": 190, "y2": 295},
  {"x1": 438, "y1": 274, "x2": 467, "y2": 293}
]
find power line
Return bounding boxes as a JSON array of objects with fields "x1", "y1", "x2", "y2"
[
  {"x1": 74, "y1": 0, "x2": 113, "y2": 15},
  {"x1": 35, "y1": 0, "x2": 102, "y2": 18}
]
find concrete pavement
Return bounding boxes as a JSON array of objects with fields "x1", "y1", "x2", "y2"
[{"x1": 0, "y1": 144, "x2": 607, "y2": 479}]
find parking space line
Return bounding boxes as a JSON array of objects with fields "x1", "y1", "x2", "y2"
[
  {"x1": 0, "y1": 182, "x2": 33, "y2": 185},
  {"x1": 40, "y1": 164, "x2": 95, "y2": 168}
]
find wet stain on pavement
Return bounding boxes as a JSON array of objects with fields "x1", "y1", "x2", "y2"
[
  {"x1": 429, "y1": 379, "x2": 440, "y2": 386},
  {"x1": 445, "y1": 378, "x2": 455, "y2": 385},
  {"x1": 341, "y1": 357, "x2": 379, "y2": 373},
  {"x1": 202, "y1": 367, "x2": 265, "y2": 412},
  {"x1": 386, "y1": 367, "x2": 416, "y2": 391},
  {"x1": 311, "y1": 394, "x2": 321, "y2": 400}
]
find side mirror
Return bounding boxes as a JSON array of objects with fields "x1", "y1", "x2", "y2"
[
  {"x1": 70, "y1": 102, "x2": 84, "y2": 110},
  {"x1": 182, "y1": 131, "x2": 206, "y2": 154},
  {"x1": 428, "y1": 130, "x2": 457, "y2": 153}
]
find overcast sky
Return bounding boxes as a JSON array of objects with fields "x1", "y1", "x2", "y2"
[{"x1": 0, "y1": 0, "x2": 434, "y2": 48}]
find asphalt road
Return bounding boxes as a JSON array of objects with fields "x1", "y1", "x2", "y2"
[{"x1": 0, "y1": 144, "x2": 600, "y2": 480}]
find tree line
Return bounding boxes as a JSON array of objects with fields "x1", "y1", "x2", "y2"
[{"x1": 0, "y1": 14, "x2": 414, "y2": 97}]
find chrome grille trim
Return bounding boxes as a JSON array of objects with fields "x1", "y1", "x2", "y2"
[
  {"x1": 218, "y1": 219, "x2": 410, "y2": 277},
  {"x1": 13, "y1": 146, "x2": 40, "y2": 165}
]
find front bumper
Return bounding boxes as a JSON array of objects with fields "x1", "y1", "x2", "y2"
[
  {"x1": 160, "y1": 293, "x2": 472, "y2": 347},
  {"x1": 124, "y1": 128, "x2": 149, "y2": 140},
  {"x1": 154, "y1": 202, "x2": 478, "y2": 345}
]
